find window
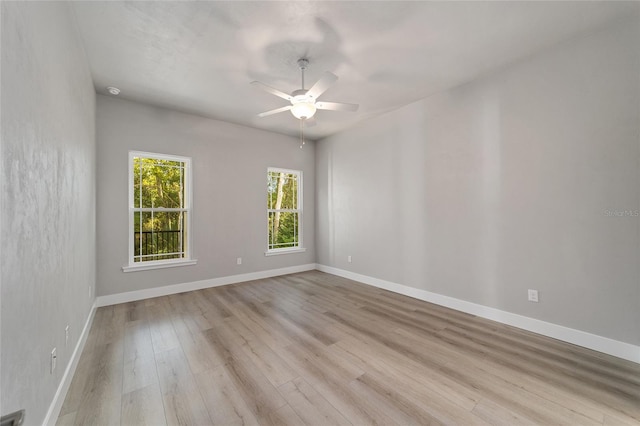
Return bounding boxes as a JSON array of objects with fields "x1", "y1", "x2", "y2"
[
  {"x1": 123, "y1": 151, "x2": 196, "y2": 272},
  {"x1": 267, "y1": 168, "x2": 304, "y2": 254}
]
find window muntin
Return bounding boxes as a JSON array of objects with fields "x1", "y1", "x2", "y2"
[
  {"x1": 267, "y1": 168, "x2": 302, "y2": 252},
  {"x1": 129, "y1": 152, "x2": 192, "y2": 266}
]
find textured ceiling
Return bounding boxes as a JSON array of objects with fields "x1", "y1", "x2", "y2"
[{"x1": 72, "y1": 1, "x2": 638, "y2": 140}]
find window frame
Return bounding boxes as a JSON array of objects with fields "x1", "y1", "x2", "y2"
[
  {"x1": 122, "y1": 151, "x2": 197, "y2": 272},
  {"x1": 266, "y1": 167, "x2": 306, "y2": 256}
]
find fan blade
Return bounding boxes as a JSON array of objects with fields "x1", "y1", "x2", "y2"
[
  {"x1": 251, "y1": 81, "x2": 292, "y2": 101},
  {"x1": 316, "y1": 101, "x2": 359, "y2": 112},
  {"x1": 257, "y1": 105, "x2": 292, "y2": 117},
  {"x1": 306, "y1": 71, "x2": 338, "y2": 99}
]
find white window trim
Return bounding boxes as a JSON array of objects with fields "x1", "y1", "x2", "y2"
[
  {"x1": 123, "y1": 151, "x2": 197, "y2": 272},
  {"x1": 266, "y1": 167, "x2": 304, "y2": 255},
  {"x1": 264, "y1": 247, "x2": 307, "y2": 256},
  {"x1": 122, "y1": 259, "x2": 197, "y2": 273}
]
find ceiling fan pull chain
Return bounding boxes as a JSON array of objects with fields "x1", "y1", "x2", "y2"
[{"x1": 300, "y1": 118, "x2": 305, "y2": 149}]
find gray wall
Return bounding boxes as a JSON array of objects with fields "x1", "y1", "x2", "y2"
[
  {"x1": 316, "y1": 19, "x2": 640, "y2": 345},
  {"x1": 96, "y1": 96, "x2": 315, "y2": 297},
  {"x1": 1, "y1": 2, "x2": 96, "y2": 424}
]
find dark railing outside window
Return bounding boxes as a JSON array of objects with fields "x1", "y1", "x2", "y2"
[{"x1": 134, "y1": 230, "x2": 184, "y2": 262}]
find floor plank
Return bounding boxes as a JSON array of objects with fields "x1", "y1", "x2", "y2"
[
  {"x1": 277, "y1": 377, "x2": 352, "y2": 426},
  {"x1": 121, "y1": 384, "x2": 167, "y2": 426},
  {"x1": 203, "y1": 325, "x2": 288, "y2": 419},
  {"x1": 194, "y1": 366, "x2": 260, "y2": 426},
  {"x1": 155, "y1": 347, "x2": 213, "y2": 425},
  {"x1": 58, "y1": 271, "x2": 640, "y2": 425}
]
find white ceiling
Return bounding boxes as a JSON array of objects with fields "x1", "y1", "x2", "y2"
[{"x1": 72, "y1": 1, "x2": 638, "y2": 140}]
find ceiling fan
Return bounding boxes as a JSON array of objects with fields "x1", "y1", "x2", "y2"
[{"x1": 251, "y1": 58, "x2": 359, "y2": 122}]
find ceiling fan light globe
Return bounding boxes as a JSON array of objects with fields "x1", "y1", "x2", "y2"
[{"x1": 291, "y1": 102, "x2": 316, "y2": 119}]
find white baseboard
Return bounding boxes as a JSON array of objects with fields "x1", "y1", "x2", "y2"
[
  {"x1": 315, "y1": 264, "x2": 640, "y2": 364},
  {"x1": 96, "y1": 263, "x2": 317, "y2": 307},
  {"x1": 41, "y1": 263, "x2": 638, "y2": 425},
  {"x1": 43, "y1": 301, "x2": 97, "y2": 426}
]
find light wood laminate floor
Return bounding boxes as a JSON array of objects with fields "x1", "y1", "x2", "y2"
[{"x1": 58, "y1": 271, "x2": 640, "y2": 425}]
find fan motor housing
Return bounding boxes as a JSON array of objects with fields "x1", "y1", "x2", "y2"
[
  {"x1": 291, "y1": 89, "x2": 309, "y2": 98},
  {"x1": 291, "y1": 90, "x2": 314, "y2": 106}
]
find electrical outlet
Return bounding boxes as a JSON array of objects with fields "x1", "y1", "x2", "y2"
[
  {"x1": 528, "y1": 289, "x2": 539, "y2": 303},
  {"x1": 347, "y1": 255, "x2": 352, "y2": 263},
  {"x1": 51, "y1": 348, "x2": 57, "y2": 374},
  {"x1": 236, "y1": 257, "x2": 242, "y2": 265},
  {"x1": 65, "y1": 325, "x2": 70, "y2": 347}
]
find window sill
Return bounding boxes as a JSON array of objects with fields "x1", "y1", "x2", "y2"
[
  {"x1": 264, "y1": 248, "x2": 307, "y2": 257},
  {"x1": 122, "y1": 259, "x2": 198, "y2": 273}
]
